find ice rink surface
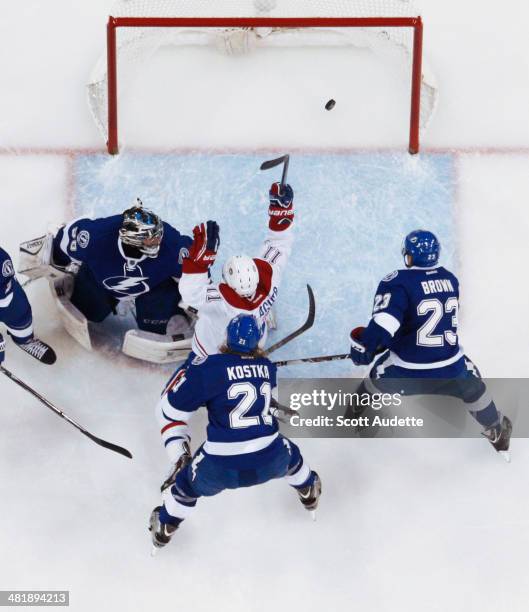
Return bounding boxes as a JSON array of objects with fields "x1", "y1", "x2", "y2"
[
  {"x1": 1, "y1": 1, "x2": 529, "y2": 611},
  {"x1": 75, "y1": 151, "x2": 457, "y2": 376}
]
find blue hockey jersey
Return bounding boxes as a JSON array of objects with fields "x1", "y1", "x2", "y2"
[
  {"x1": 163, "y1": 353, "x2": 279, "y2": 455},
  {"x1": 0, "y1": 247, "x2": 16, "y2": 307},
  {"x1": 363, "y1": 266, "x2": 461, "y2": 368},
  {"x1": 54, "y1": 215, "x2": 192, "y2": 300}
]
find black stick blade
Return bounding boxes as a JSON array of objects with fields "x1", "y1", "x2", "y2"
[
  {"x1": 280, "y1": 155, "x2": 290, "y2": 189},
  {"x1": 81, "y1": 430, "x2": 133, "y2": 459},
  {"x1": 260, "y1": 155, "x2": 288, "y2": 171},
  {"x1": 1, "y1": 366, "x2": 133, "y2": 461}
]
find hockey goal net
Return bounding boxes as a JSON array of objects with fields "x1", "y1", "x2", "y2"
[{"x1": 88, "y1": 0, "x2": 437, "y2": 154}]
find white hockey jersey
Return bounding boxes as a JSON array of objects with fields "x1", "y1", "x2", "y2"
[{"x1": 179, "y1": 226, "x2": 293, "y2": 357}]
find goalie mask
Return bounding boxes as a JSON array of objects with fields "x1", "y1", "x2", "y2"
[{"x1": 119, "y1": 199, "x2": 164, "y2": 258}]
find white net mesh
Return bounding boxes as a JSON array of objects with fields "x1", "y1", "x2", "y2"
[
  {"x1": 106, "y1": 0, "x2": 421, "y2": 18},
  {"x1": 88, "y1": 0, "x2": 437, "y2": 146}
]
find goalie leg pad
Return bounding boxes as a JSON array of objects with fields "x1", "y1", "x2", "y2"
[
  {"x1": 122, "y1": 329, "x2": 192, "y2": 364},
  {"x1": 49, "y1": 277, "x2": 92, "y2": 351}
]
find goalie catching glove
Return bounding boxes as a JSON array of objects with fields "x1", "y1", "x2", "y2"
[
  {"x1": 18, "y1": 229, "x2": 79, "y2": 283},
  {"x1": 269, "y1": 182, "x2": 294, "y2": 232},
  {"x1": 182, "y1": 220, "x2": 220, "y2": 274}
]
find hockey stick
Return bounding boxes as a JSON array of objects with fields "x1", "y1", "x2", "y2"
[
  {"x1": 264, "y1": 284, "x2": 315, "y2": 356},
  {"x1": 0, "y1": 366, "x2": 133, "y2": 459},
  {"x1": 274, "y1": 353, "x2": 349, "y2": 367},
  {"x1": 260, "y1": 154, "x2": 290, "y2": 193},
  {"x1": 274, "y1": 344, "x2": 387, "y2": 367}
]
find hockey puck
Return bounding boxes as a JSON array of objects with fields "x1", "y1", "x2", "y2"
[{"x1": 325, "y1": 99, "x2": 336, "y2": 111}]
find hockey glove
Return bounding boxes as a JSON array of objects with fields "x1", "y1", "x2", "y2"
[
  {"x1": 160, "y1": 441, "x2": 192, "y2": 492},
  {"x1": 349, "y1": 326, "x2": 375, "y2": 366},
  {"x1": 270, "y1": 397, "x2": 297, "y2": 424},
  {"x1": 0, "y1": 333, "x2": 4, "y2": 365},
  {"x1": 183, "y1": 220, "x2": 220, "y2": 274},
  {"x1": 269, "y1": 182, "x2": 294, "y2": 231}
]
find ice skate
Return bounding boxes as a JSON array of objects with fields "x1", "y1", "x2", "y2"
[
  {"x1": 296, "y1": 472, "x2": 322, "y2": 520},
  {"x1": 13, "y1": 336, "x2": 56, "y2": 365},
  {"x1": 483, "y1": 416, "x2": 512, "y2": 462},
  {"x1": 149, "y1": 506, "x2": 179, "y2": 552}
]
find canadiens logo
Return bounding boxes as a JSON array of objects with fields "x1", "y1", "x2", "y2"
[
  {"x1": 103, "y1": 276, "x2": 150, "y2": 296},
  {"x1": 77, "y1": 230, "x2": 90, "y2": 249},
  {"x1": 2, "y1": 260, "x2": 14, "y2": 278}
]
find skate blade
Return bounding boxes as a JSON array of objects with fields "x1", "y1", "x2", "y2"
[
  {"x1": 499, "y1": 450, "x2": 511, "y2": 463},
  {"x1": 310, "y1": 510, "x2": 317, "y2": 522},
  {"x1": 150, "y1": 546, "x2": 159, "y2": 557}
]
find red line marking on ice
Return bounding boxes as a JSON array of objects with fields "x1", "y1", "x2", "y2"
[{"x1": 1, "y1": 145, "x2": 529, "y2": 157}]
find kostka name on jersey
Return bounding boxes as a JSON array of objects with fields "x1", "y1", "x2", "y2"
[{"x1": 227, "y1": 364, "x2": 271, "y2": 381}]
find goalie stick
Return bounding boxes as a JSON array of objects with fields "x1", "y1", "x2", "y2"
[
  {"x1": 260, "y1": 154, "x2": 290, "y2": 193},
  {"x1": 0, "y1": 366, "x2": 133, "y2": 459},
  {"x1": 264, "y1": 284, "x2": 315, "y2": 356}
]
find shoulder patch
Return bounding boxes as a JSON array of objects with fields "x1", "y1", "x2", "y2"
[
  {"x1": 382, "y1": 270, "x2": 398, "y2": 282},
  {"x1": 77, "y1": 230, "x2": 90, "y2": 249},
  {"x1": 2, "y1": 259, "x2": 14, "y2": 278},
  {"x1": 192, "y1": 355, "x2": 207, "y2": 366}
]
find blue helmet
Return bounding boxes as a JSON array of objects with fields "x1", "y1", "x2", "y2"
[
  {"x1": 226, "y1": 315, "x2": 262, "y2": 354},
  {"x1": 402, "y1": 230, "x2": 441, "y2": 267}
]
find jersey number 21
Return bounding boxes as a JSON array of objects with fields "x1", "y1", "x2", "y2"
[{"x1": 228, "y1": 382, "x2": 273, "y2": 429}]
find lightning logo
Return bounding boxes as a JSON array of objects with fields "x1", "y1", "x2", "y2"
[
  {"x1": 191, "y1": 452, "x2": 205, "y2": 481},
  {"x1": 103, "y1": 275, "x2": 150, "y2": 296}
]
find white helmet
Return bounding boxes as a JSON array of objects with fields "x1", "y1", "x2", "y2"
[{"x1": 222, "y1": 255, "x2": 259, "y2": 298}]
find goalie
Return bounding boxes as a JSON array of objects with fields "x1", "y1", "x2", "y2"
[{"x1": 18, "y1": 201, "x2": 194, "y2": 362}]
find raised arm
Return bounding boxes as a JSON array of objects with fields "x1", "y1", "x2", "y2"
[
  {"x1": 178, "y1": 221, "x2": 220, "y2": 310},
  {"x1": 257, "y1": 182, "x2": 295, "y2": 283}
]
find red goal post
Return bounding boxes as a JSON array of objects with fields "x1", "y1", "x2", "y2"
[{"x1": 99, "y1": 14, "x2": 428, "y2": 154}]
